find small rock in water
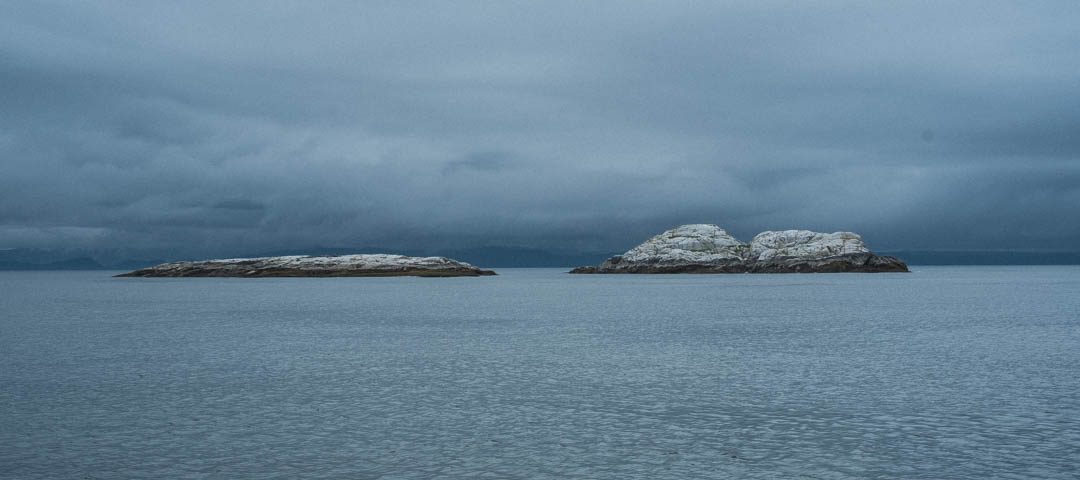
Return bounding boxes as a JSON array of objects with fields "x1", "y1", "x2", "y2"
[{"x1": 117, "y1": 254, "x2": 497, "y2": 278}]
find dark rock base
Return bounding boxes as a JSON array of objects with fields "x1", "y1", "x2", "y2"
[
  {"x1": 569, "y1": 253, "x2": 908, "y2": 274},
  {"x1": 117, "y1": 267, "x2": 497, "y2": 278}
]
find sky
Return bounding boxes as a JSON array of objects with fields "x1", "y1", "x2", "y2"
[{"x1": 2, "y1": 1, "x2": 1079, "y2": 261}]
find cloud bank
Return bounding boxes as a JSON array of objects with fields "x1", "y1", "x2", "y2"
[{"x1": 2, "y1": 2, "x2": 1078, "y2": 260}]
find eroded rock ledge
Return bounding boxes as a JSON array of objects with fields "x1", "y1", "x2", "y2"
[
  {"x1": 117, "y1": 254, "x2": 496, "y2": 277},
  {"x1": 570, "y1": 224, "x2": 908, "y2": 274}
]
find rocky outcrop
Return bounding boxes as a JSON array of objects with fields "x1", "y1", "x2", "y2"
[
  {"x1": 570, "y1": 224, "x2": 907, "y2": 273},
  {"x1": 748, "y1": 230, "x2": 868, "y2": 262},
  {"x1": 622, "y1": 224, "x2": 749, "y2": 264},
  {"x1": 117, "y1": 254, "x2": 496, "y2": 277}
]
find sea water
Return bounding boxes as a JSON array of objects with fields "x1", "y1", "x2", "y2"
[{"x1": 1, "y1": 267, "x2": 1078, "y2": 478}]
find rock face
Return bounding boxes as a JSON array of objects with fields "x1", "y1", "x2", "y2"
[
  {"x1": 622, "y1": 224, "x2": 749, "y2": 264},
  {"x1": 570, "y1": 224, "x2": 907, "y2": 273},
  {"x1": 117, "y1": 254, "x2": 496, "y2": 277}
]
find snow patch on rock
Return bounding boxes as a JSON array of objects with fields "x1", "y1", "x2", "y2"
[
  {"x1": 202, "y1": 254, "x2": 476, "y2": 271},
  {"x1": 118, "y1": 254, "x2": 495, "y2": 277},
  {"x1": 749, "y1": 230, "x2": 869, "y2": 262},
  {"x1": 621, "y1": 224, "x2": 748, "y2": 264}
]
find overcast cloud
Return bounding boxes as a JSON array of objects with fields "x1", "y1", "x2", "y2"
[{"x1": 2, "y1": 1, "x2": 1079, "y2": 260}]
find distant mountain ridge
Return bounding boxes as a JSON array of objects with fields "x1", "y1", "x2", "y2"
[
  {"x1": 878, "y1": 250, "x2": 1080, "y2": 266},
  {"x1": 0, "y1": 249, "x2": 106, "y2": 270},
  {"x1": 3, "y1": 247, "x2": 1080, "y2": 270},
  {"x1": 0, "y1": 257, "x2": 104, "y2": 270}
]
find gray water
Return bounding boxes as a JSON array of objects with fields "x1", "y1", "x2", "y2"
[{"x1": 1, "y1": 267, "x2": 1078, "y2": 479}]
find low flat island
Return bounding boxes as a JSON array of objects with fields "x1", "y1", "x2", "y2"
[
  {"x1": 117, "y1": 254, "x2": 496, "y2": 277},
  {"x1": 571, "y1": 224, "x2": 908, "y2": 273}
]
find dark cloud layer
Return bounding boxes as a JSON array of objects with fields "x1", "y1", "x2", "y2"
[{"x1": 2, "y1": 1, "x2": 1078, "y2": 261}]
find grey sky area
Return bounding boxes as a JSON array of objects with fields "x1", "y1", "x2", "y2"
[{"x1": 2, "y1": 2, "x2": 1079, "y2": 261}]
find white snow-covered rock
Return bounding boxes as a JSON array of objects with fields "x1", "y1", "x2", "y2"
[
  {"x1": 118, "y1": 254, "x2": 496, "y2": 277},
  {"x1": 749, "y1": 230, "x2": 869, "y2": 262},
  {"x1": 571, "y1": 224, "x2": 907, "y2": 273},
  {"x1": 621, "y1": 224, "x2": 748, "y2": 264}
]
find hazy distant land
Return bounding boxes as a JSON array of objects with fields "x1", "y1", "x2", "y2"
[{"x1": 4, "y1": 247, "x2": 1080, "y2": 271}]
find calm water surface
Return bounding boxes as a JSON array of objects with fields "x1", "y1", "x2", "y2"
[{"x1": 1, "y1": 267, "x2": 1078, "y2": 478}]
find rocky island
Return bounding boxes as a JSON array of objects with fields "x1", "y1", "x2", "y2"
[
  {"x1": 117, "y1": 254, "x2": 496, "y2": 277},
  {"x1": 570, "y1": 224, "x2": 908, "y2": 273}
]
